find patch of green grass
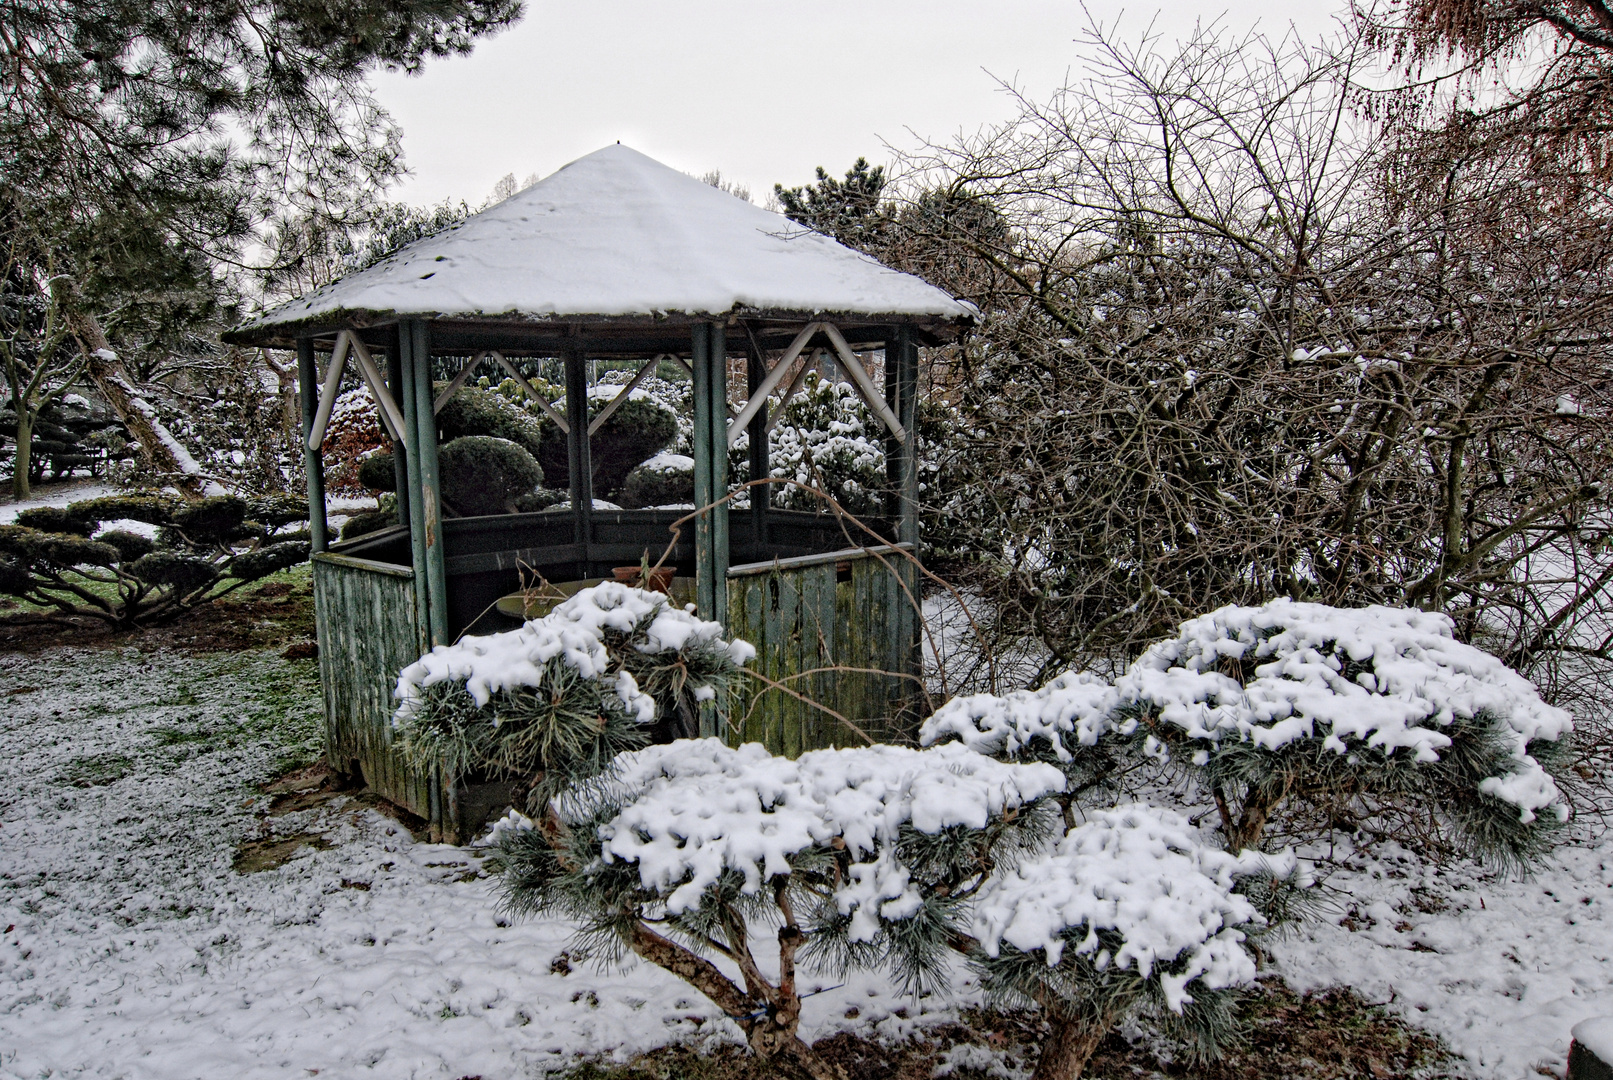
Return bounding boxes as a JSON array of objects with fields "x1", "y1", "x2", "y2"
[{"x1": 59, "y1": 753, "x2": 135, "y2": 787}]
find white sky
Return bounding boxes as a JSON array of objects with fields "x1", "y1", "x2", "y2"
[{"x1": 373, "y1": 1, "x2": 1350, "y2": 209}]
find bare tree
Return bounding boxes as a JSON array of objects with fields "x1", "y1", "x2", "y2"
[{"x1": 894, "y1": 26, "x2": 1613, "y2": 732}]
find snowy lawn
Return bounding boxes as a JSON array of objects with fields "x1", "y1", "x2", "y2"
[
  {"x1": 0, "y1": 646, "x2": 936, "y2": 1080},
  {"x1": 0, "y1": 640, "x2": 1608, "y2": 1078}
]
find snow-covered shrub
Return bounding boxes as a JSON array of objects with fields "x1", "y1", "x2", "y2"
[
  {"x1": 756, "y1": 373, "x2": 887, "y2": 516},
  {"x1": 1115, "y1": 600, "x2": 1574, "y2": 863},
  {"x1": 319, "y1": 386, "x2": 386, "y2": 495},
  {"x1": 495, "y1": 737, "x2": 1066, "y2": 1080},
  {"x1": 969, "y1": 805, "x2": 1282, "y2": 1078},
  {"x1": 0, "y1": 492, "x2": 310, "y2": 625},
  {"x1": 921, "y1": 671, "x2": 1119, "y2": 822},
  {"x1": 619, "y1": 451, "x2": 694, "y2": 508},
  {"x1": 393, "y1": 582, "x2": 754, "y2": 800},
  {"x1": 924, "y1": 599, "x2": 1574, "y2": 867}
]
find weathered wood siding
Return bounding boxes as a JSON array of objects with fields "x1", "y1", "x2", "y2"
[
  {"x1": 727, "y1": 545, "x2": 921, "y2": 755},
  {"x1": 312, "y1": 552, "x2": 433, "y2": 818}
]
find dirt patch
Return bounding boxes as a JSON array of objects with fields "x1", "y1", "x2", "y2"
[
  {"x1": 231, "y1": 832, "x2": 334, "y2": 874},
  {"x1": 0, "y1": 568, "x2": 317, "y2": 655},
  {"x1": 550, "y1": 981, "x2": 1463, "y2": 1080}
]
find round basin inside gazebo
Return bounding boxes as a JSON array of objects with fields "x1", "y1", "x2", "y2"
[{"x1": 225, "y1": 145, "x2": 973, "y2": 841}]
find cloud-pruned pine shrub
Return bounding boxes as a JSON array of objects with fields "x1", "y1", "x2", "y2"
[
  {"x1": 397, "y1": 584, "x2": 1284, "y2": 1080},
  {"x1": 923, "y1": 600, "x2": 1573, "y2": 867},
  {"x1": 435, "y1": 436, "x2": 545, "y2": 516},
  {"x1": 619, "y1": 451, "x2": 695, "y2": 508},
  {"x1": 970, "y1": 804, "x2": 1291, "y2": 1078},
  {"x1": 393, "y1": 582, "x2": 756, "y2": 799},
  {"x1": 0, "y1": 492, "x2": 310, "y2": 625}
]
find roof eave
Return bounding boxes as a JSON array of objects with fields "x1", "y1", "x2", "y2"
[{"x1": 222, "y1": 305, "x2": 975, "y2": 352}]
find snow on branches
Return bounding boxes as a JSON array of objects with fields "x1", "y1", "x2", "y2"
[
  {"x1": 922, "y1": 599, "x2": 1574, "y2": 863},
  {"x1": 393, "y1": 583, "x2": 754, "y2": 790},
  {"x1": 972, "y1": 805, "x2": 1267, "y2": 1011}
]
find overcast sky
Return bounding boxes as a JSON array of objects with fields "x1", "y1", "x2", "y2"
[{"x1": 373, "y1": 0, "x2": 1349, "y2": 209}]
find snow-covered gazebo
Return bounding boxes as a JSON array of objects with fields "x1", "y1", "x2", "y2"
[{"x1": 227, "y1": 145, "x2": 973, "y2": 841}]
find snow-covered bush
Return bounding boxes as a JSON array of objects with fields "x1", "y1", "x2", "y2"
[
  {"x1": 923, "y1": 600, "x2": 1574, "y2": 867},
  {"x1": 619, "y1": 451, "x2": 694, "y2": 508},
  {"x1": 0, "y1": 492, "x2": 310, "y2": 625},
  {"x1": 319, "y1": 386, "x2": 387, "y2": 495},
  {"x1": 753, "y1": 373, "x2": 887, "y2": 516},
  {"x1": 393, "y1": 582, "x2": 754, "y2": 799},
  {"x1": 494, "y1": 738, "x2": 1067, "y2": 1080},
  {"x1": 969, "y1": 805, "x2": 1283, "y2": 1078}
]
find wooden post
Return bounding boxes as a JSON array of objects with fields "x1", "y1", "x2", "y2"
[
  {"x1": 692, "y1": 324, "x2": 714, "y2": 620},
  {"x1": 892, "y1": 326, "x2": 920, "y2": 547},
  {"x1": 710, "y1": 322, "x2": 729, "y2": 615},
  {"x1": 747, "y1": 335, "x2": 769, "y2": 549},
  {"x1": 691, "y1": 322, "x2": 730, "y2": 627},
  {"x1": 386, "y1": 330, "x2": 410, "y2": 531},
  {"x1": 564, "y1": 350, "x2": 593, "y2": 561},
  {"x1": 891, "y1": 325, "x2": 922, "y2": 720},
  {"x1": 296, "y1": 338, "x2": 329, "y2": 552},
  {"x1": 407, "y1": 319, "x2": 449, "y2": 648},
  {"x1": 398, "y1": 322, "x2": 432, "y2": 650}
]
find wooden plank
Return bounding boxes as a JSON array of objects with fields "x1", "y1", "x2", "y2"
[
  {"x1": 314, "y1": 556, "x2": 428, "y2": 818},
  {"x1": 314, "y1": 551, "x2": 415, "y2": 578},
  {"x1": 729, "y1": 542, "x2": 914, "y2": 577}
]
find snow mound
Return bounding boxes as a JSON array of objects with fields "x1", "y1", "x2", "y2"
[
  {"x1": 1114, "y1": 600, "x2": 1572, "y2": 821},
  {"x1": 971, "y1": 805, "x2": 1266, "y2": 1012},
  {"x1": 394, "y1": 582, "x2": 753, "y2": 723},
  {"x1": 596, "y1": 739, "x2": 1065, "y2": 939},
  {"x1": 919, "y1": 670, "x2": 1116, "y2": 762}
]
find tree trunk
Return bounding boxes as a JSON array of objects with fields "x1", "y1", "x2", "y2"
[
  {"x1": 1032, "y1": 1006, "x2": 1112, "y2": 1080},
  {"x1": 70, "y1": 313, "x2": 213, "y2": 497},
  {"x1": 11, "y1": 410, "x2": 32, "y2": 500}
]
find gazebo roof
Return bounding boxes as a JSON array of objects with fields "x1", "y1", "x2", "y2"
[{"x1": 228, "y1": 145, "x2": 975, "y2": 350}]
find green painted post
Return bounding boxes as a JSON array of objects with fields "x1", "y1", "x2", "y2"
[
  {"x1": 295, "y1": 338, "x2": 328, "y2": 552},
  {"x1": 747, "y1": 336, "x2": 769, "y2": 550},
  {"x1": 397, "y1": 322, "x2": 432, "y2": 650},
  {"x1": 386, "y1": 330, "x2": 410, "y2": 531},
  {"x1": 893, "y1": 326, "x2": 920, "y2": 547},
  {"x1": 709, "y1": 321, "x2": 729, "y2": 621},
  {"x1": 408, "y1": 320, "x2": 449, "y2": 648},
  {"x1": 563, "y1": 350, "x2": 593, "y2": 562},
  {"x1": 691, "y1": 324, "x2": 714, "y2": 620}
]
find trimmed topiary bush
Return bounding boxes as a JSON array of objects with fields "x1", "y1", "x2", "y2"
[
  {"x1": 437, "y1": 436, "x2": 546, "y2": 517},
  {"x1": 357, "y1": 450, "x2": 397, "y2": 492},
  {"x1": 535, "y1": 393, "x2": 678, "y2": 498},
  {"x1": 620, "y1": 451, "x2": 695, "y2": 508},
  {"x1": 436, "y1": 384, "x2": 547, "y2": 461},
  {"x1": 922, "y1": 599, "x2": 1574, "y2": 869},
  {"x1": 0, "y1": 491, "x2": 310, "y2": 625}
]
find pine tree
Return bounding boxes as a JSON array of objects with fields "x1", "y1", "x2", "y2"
[{"x1": 774, "y1": 158, "x2": 893, "y2": 255}]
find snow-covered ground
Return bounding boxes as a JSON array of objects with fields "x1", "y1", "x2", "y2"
[
  {"x1": 1, "y1": 641, "x2": 1609, "y2": 1079},
  {"x1": 1272, "y1": 836, "x2": 1613, "y2": 1080},
  {"x1": 0, "y1": 646, "x2": 944, "y2": 1080}
]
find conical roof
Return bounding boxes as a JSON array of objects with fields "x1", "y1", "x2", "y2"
[{"x1": 230, "y1": 145, "x2": 974, "y2": 346}]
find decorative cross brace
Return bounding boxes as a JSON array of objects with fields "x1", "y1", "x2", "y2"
[
  {"x1": 306, "y1": 329, "x2": 406, "y2": 451},
  {"x1": 725, "y1": 322, "x2": 907, "y2": 447}
]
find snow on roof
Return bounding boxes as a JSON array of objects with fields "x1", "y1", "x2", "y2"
[{"x1": 235, "y1": 145, "x2": 975, "y2": 339}]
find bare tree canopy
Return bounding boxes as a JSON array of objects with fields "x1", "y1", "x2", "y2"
[{"x1": 887, "y1": 27, "x2": 1613, "y2": 729}]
